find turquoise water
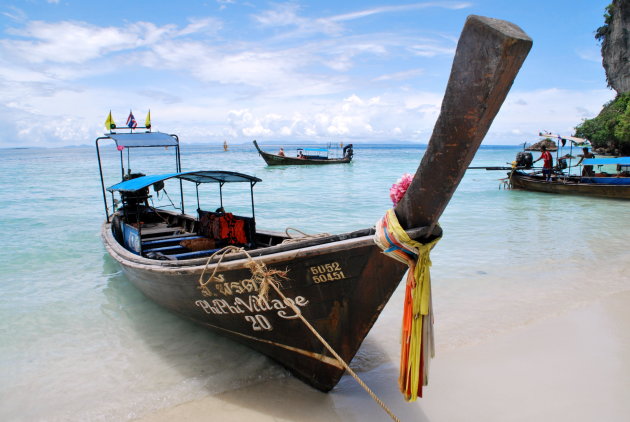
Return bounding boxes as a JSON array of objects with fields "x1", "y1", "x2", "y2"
[{"x1": 1, "y1": 143, "x2": 629, "y2": 421}]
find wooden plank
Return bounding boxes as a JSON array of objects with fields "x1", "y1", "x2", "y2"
[
  {"x1": 166, "y1": 248, "x2": 221, "y2": 260},
  {"x1": 142, "y1": 235, "x2": 202, "y2": 247},
  {"x1": 143, "y1": 245, "x2": 187, "y2": 254}
]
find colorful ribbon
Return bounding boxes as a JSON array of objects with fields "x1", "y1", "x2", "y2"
[{"x1": 374, "y1": 209, "x2": 441, "y2": 401}]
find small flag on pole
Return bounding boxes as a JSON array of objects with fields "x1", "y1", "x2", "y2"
[
  {"x1": 127, "y1": 111, "x2": 138, "y2": 128},
  {"x1": 145, "y1": 110, "x2": 151, "y2": 129},
  {"x1": 105, "y1": 111, "x2": 116, "y2": 130}
]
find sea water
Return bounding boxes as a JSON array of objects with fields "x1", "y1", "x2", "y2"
[{"x1": 1, "y1": 143, "x2": 629, "y2": 421}]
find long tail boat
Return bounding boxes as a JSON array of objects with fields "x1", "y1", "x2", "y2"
[
  {"x1": 97, "y1": 15, "x2": 531, "y2": 392},
  {"x1": 253, "y1": 140, "x2": 353, "y2": 165},
  {"x1": 508, "y1": 167, "x2": 630, "y2": 199},
  {"x1": 505, "y1": 148, "x2": 630, "y2": 199}
]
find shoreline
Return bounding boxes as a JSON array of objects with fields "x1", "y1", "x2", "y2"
[{"x1": 136, "y1": 290, "x2": 630, "y2": 422}]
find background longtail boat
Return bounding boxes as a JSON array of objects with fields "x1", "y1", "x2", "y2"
[{"x1": 253, "y1": 140, "x2": 353, "y2": 165}]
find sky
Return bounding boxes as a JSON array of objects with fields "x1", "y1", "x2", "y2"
[{"x1": 0, "y1": 0, "x2": 616, "y2": 147}]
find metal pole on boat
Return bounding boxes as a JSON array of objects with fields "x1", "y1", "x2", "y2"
[
  {"x1": 195, "y1": 183, "x2": 201, "y2": 212},
  {"x1": 172, "y1": 134, "x2": 185, "y2": 214},
  {"x1": 394, "y1": 15, "x2": 532, "y2": 232},
  {"x1": 219, "y1": 183, "x2": 224, "y2": 210},
  {"x1": 250, "y1": 181, "x2": 256, "y2": 219},
  {"x1": 96, "y1": 137, "x2": 110, "y2": 222},
  {"x1": 119, "y1": 147, "x2": 125, "y2": 180}
]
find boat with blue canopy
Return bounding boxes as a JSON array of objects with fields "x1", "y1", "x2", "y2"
[
  {"x1": 253, "y1": 140, "x2": 353, "y2": 165},
  {"x1": 505, "y1": 142, "x2": 630, "y2": 199},
  {"x1": 96, "y1": 124, "x2": 411, "y2": 391}
]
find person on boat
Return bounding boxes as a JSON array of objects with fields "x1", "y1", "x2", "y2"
[
  {"x1": 298, "y1": 151, "x2": 305, "y2": 159},
  {"x1": 533, "y1": 145, "x2": 553, "y2": 181},
  {"x1": 576, "y1": 147, "x2": 595, "y2": 177},
  {"x1": 278, "y1": 147, "x2": 285, "y2": 156}
]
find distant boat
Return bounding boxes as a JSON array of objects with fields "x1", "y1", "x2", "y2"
[{"x1": 253, "y1": 140, "x2": 353, "y2": 166}]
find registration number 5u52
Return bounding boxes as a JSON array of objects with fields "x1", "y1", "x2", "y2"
[{"x1": 309, "y1": 262, "x2": 346, "y2": 283}]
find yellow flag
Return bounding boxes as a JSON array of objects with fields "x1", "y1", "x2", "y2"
[
  {"x1": 105, "y1": 111, "x2": 116, "y2": 130},
  {"x1": 145, "y1": 110, "x2": 151, "y2": 129}
]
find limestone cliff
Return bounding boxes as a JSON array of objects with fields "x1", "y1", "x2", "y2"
[{"x1": 599, "y1": 0, "x2": 630, "y2": 94}]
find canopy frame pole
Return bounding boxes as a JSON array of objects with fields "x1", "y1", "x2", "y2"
[
  {"x1": 96, "y1": 137, "x2": 111, "y2": 222},
  {"x1": 172, "y1": 135, "x2": 184, "y2": 215},
  {"x1": 195, "y1": 182, "x2": 201, "y2": 213},
  {"x1": 250, "y1": 181, "x2": 257, "y2": 219},
  {"x1": 219, "y1": 182, "x2": 224, "y2": 209}
]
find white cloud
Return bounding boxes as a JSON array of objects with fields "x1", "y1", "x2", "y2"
[
  {"x1": 481, "y1": 88, "x2": 616, "y2": 143},
  {"x1": 328, "y1": 2, "x2": 472, "y2": 23},
  {"x1": 0, "y1": 2, "x2": 612, "y2": 148},
  {"x1": 4, "y1": 21, "x2": 153, "y2": 64},
  {"x1": 373, "y1": 68, "x2": 424, "y2": 82},
  {"x1": 407, "y1": 41, "x2": 455, "y2": 57},
  {"x1": 0, "y1": 18, "x2": 220, "y2": 65},
  {"x1": 2, "y1": 6, "x2": 27, "y2": 22},
  {"x1": 576, "y1": 46, "x2": 603, "y2": 63}
]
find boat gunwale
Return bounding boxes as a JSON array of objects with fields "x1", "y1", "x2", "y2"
[{"x1": 101, "y1": 220, "x2": 436, "y2": 274}]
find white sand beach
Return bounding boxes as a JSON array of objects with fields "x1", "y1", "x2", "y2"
[{"x1": 137, "y1": 290, "x2": 630, "y2": 422}]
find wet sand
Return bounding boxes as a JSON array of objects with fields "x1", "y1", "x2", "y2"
[{"x1": 137, "y1": 290, "x2": 630, "y2": 422}]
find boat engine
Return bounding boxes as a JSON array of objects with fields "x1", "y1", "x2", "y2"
[
  {"x1": 343, "y1": 144, "x2": 354, "y2": 159},
  {"x1": 556, "y1": 157, "x2": 567, "y2": 170},
  {"x1": 515, "y1": 151, "x2": 533, "y2": 169}
]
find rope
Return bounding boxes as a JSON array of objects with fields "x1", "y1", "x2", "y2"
[
  {"x1": 196, "y1": 245, "x2": 400, "y2": 422},
  {"x1": 374, "y1": 209, "x2": 441, "y2": 402},
  {"x1": 197, "y1": 245, "x2": 242, "y2": 297},
  {"x1": 281, "y1": 227, "x2": 331, "y2": 244}
]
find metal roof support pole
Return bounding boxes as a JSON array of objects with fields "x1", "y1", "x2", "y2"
[
  {"x1": 195, "y1": 183, "x2": 201, "y2": 212},
  {"x1": 173, "y1": 136, "x2": 184, "y2": 215},
  {"x1": 120, "y1": 148, "x2": 125, "y2": 179},
  {"x1": 95, "y1": 137, "x2": 110, "y2": 222},
  {"x1": 219, "y1": 182, "x2": 224, "y2": 209},
  {"x1": 250, "y1": 181, "x2": 256, "y2": 219}
]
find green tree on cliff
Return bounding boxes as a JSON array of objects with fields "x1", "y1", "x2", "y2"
[
  {"x1": 575, "y1": 93, "x2": 630, "y2": 154},
  {"x1": 574, "y1": 2, "x2": 630, "y2": 154}
]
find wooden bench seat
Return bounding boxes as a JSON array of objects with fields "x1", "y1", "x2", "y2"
[
  {"x1": 143, "y1": 245, "x2": 187, "y2": 254},
  {"x1": 164, "y1": 248, "x2": 221, "y2": 260},
  {"x1": 142, "y1": 235, "x2": 202, "y2": 247},
  {"x1": 140, "y1": 226, "x2": 182, "y2": 238}
]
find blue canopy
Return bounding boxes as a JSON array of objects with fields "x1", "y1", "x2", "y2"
[
  {"x1": 106, "y1": 132, "x2": 178, "y2": 147},
  {"x1": 107, "y1": 171, "x2": 262, "y2": 193},
  {"x1": 582, "y1": 157, "x2": 630, "y2": 166},
  {"x1": 304, "y1": 148, "x2": 327, "y2": 152}
]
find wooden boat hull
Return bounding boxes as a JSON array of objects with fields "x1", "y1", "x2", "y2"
[
  {"x1": 253, "y1": 140, "x2": 351, "y2": 166},
  {"x1": 102, "y1": 222, "x2": 408, "y2": 391},
  {"x1": 509, "y1": 171, "x2": 630, "y2": 199}
]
